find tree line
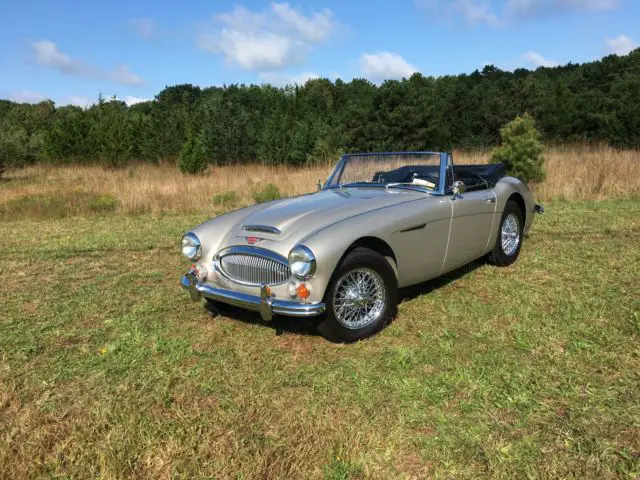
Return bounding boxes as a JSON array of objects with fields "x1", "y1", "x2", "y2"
[{"x1": 1, "y1": 49, "x2": 639, "y2": 174}]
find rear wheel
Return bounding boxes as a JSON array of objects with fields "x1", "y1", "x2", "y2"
[
  {"x1": 488, "y1": 200, "x2": 524, "y2": 267},
  {"x1": 317, "y1": 247, "x2": 397, "y2": 343}
]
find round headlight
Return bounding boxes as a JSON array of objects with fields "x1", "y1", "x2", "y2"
[
  {"x1": 182, "y1": 232, "x2": 202, "y2": 260},
  {"x1": 288, "y1": 245, "x2": 316, "y2": 279}
]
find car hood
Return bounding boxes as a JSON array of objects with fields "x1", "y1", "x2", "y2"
[{"x1": 225, "y1": 187, "x2": 427, "y2": 245}]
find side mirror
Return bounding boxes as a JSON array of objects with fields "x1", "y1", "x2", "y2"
[{"x1": 452, "y1": 180, "x2": 465, "y2": 197}]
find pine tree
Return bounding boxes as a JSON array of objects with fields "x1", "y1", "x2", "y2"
[
  {"x1": 178, "y1": 131, "x2": 207, "y2": 174},
  {"x1": 491, "y1": 113, "x2": 546, "y2": 184}
]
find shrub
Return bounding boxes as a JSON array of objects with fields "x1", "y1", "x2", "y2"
[
  {"x1": 88, "y1": 193, "x2": 119, "y2": 213},
  {"x1": 178, "y1": 131, "x2": 207, "y2": 175},
  {"x1": 491, "y1": 113, "x2": 546, "y2": 184},
  {"x1": 0, "y1": 124, "x2": 29, "y2": 175},
  {"x1": 211, "y1": 191, "x2": 238, "y2": 208},
  {"x1": 252, "y1": 183, "x2": 281, "y2": 204}
]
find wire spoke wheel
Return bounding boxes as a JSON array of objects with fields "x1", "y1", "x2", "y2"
[
  {"x1": 501, "y1": 213, "x2": 520, "y2": 256},
  {"x1": 332, "y1": 268, "x2": 386, "y2": 330}
]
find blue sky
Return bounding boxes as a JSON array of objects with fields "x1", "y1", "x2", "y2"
[{"x1": 1, "y1": 0, "x2": 637, "y2": 106}]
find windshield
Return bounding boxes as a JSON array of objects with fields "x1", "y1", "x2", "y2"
[{"x1": 325, "y1": 153, "x2": 442, "y2": 192}]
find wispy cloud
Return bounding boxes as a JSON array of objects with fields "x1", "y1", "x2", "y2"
[
  {"x1": 30, "y1": 40, "x2": 146, "y2": 86},
  {"x1": 67, "y1": 96, "x2": 92, "y2": 108},
  {"x1": 129, "y1": 18, "x2": 157, "y2": 41},
  {"x1": 7, "y1": 90, "x2": 48, "y2": 104},
  {"x1": 197, "y1": 3, "x2": 337, "y2": 72},
  {"x1": 605, "y1": 34, "x2": 637, "y2": 56},
  {"x1": 419, "y1": 0, "x2": 619, "y2": 26},
  {"x1": 506, "y1": 0, "x2": 619, "y2": 19},
  {"x1": 122, "y1": 95, "x2": 151, "y2": 106},
  {"x1": 452, "y1": 0, "x2": 501, "y2": 26},
  {"x1": 359, "y1": 52, "x2": 418, "y2": 82},
  {"x1": 259, "y1": 71, "x2": 321, "y2": 86},
  {"x1": 523, "y1": 51, "x2": 559, "y2": 67}
]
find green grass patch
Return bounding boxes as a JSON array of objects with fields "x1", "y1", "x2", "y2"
[
  {"x1": 252, "y1": 183, "x2": 281, "y2": 204},
  {"x1": 88, "y1": 193, "x2": 119, "y2": 213},
  {"x1": 0, "y1": 198, "x2": 638, "y2": 478},
  {"x1": 211, "y1": 190, "x2": 238, "y2": 208}
]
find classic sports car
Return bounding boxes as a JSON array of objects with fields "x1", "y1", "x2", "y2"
[{"x1": 181, "y1": 152, "x2": 543, "y2": 342}]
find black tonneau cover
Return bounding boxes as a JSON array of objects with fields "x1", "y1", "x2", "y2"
[{"x1": 453, "y1": 163, "x2": 506, "y2": 188}]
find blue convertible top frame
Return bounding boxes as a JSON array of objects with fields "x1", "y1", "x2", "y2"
[{"x1": 323, "y1": 151, "x2": 451, "y2": 195}]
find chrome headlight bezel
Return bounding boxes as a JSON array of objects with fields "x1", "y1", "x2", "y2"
[
  {"x1": 182, "y1": 232, "x2": 202, "y2": 260},
  {"x1": 288, "y1": 245, "x2": 316, "y2": 279}
]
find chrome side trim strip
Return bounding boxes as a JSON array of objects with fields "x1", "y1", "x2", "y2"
[{"x1": 181, "y1": 273, "x2": 325, "y2": 319}]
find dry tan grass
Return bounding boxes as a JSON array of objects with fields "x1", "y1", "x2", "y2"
[{"x1": 1, "y1": 146, "x2": 638, "y2": 217}]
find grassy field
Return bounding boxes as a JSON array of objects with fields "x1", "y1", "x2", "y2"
[{"x1": 1, "y1": 193, "x2": 639, "y2": 478}]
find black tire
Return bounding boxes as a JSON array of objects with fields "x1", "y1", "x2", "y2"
[
  {"x1": 317, "y1": 247, "x2": 398, "y2": 343},
  {"x1": 488, "y1": 199, "x2": 524, "y2": 267}
]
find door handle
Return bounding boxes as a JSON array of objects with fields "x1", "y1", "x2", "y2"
[{"x1": 484, "y1": 196, "x2": 496, "y2": 203}]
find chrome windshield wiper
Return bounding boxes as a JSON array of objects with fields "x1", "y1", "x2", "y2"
[
  {"x1": 338, "y1": 182, "x2": 385, "y2": 188},
  {"x1": 385, "y1": 183, "x2": 433, "y2": 192}
]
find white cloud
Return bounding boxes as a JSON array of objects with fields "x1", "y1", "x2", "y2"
[
  {"x1": 30, "y1": 40, "x2": 146, "y2": 86},
  {"x1": 359, "y1": 52, "x2": 418, "y2": 82},
  {"x1": 271, "y1": 3, "x2": 334, "y2": 43},
  {"x1": 198, "y1": 3, "x2": 337, "y2": 72},
  {"x1": 7, "y1": 90, "x2": 48, "y2": 104},
  {"x1": 31, "y1": 40, "x2": 78, "y2": 73},
  {"x1": 200, "y1": 28, "x2": 297, "y2": 71},
  {"x1": 259, "y1": 71, "x2": 320, "y2": 86},
  {"x1": 129, "y1": 18, "x2": 156, "y2": 40},
  {"x1": 123, "y1": 95, "x2": 151, "y2": 106},
  {"x1": 605, "y1": 35, "x2": 637, "y2": 56},
  {"x1": 523, "y1": 51, "x2": 559, "y2": 67}
]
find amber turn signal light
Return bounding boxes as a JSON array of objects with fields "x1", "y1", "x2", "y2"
[{"x1": 296, "y1": 283, "x2": 310, "y2": 299}]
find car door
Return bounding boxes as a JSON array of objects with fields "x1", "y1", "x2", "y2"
[{"x1": 442, "y1": 188, "x2": 497, "y2": 272}]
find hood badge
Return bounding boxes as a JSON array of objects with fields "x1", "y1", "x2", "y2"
[{"x1": 246, "y1": 236, "x2": 262, "y2": 244}]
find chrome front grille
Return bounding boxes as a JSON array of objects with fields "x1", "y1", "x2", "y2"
[{"x1": 216, "y1": 247, "x2": 291, "y2": 286}]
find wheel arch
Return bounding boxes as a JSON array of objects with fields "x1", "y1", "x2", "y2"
[
  {"x1": 345, "y1": 236, "x2": 398, "y2": 278},
  {"x1": 507, "y1": 192, "x2": 527, "y2": 227}
]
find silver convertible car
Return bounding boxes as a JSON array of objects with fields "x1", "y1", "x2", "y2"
[{"x1": 181, "y1": 152, "x2": 543, "y2": 342}]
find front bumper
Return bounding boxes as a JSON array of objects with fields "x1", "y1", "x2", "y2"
[{"x1": 180, "y1": 272, "x2": 325, "y2": 321}]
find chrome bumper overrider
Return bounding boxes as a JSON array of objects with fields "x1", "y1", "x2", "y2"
[{"x1": 181, "y1": 272, "x2": 325, "y2": 321}]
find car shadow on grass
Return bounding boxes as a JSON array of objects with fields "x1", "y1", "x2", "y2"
[
  {"x1": 398, "y1": 257, "x2": 486, "y2": 304},
  {"x1": 202, "y1": 257, "x2": 487, "y2": 338},
  {"x1": 204, "y1": 300, "x2": 319, "y2": 337}
]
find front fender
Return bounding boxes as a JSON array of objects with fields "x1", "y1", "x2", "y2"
[{"x1": 301, "y1": 195, "x2": 451, "y2": 300}]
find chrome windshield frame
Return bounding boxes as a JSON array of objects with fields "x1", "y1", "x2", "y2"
[{"x1": 322, "y1": 151, "x2": 448, "y2": 196}]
